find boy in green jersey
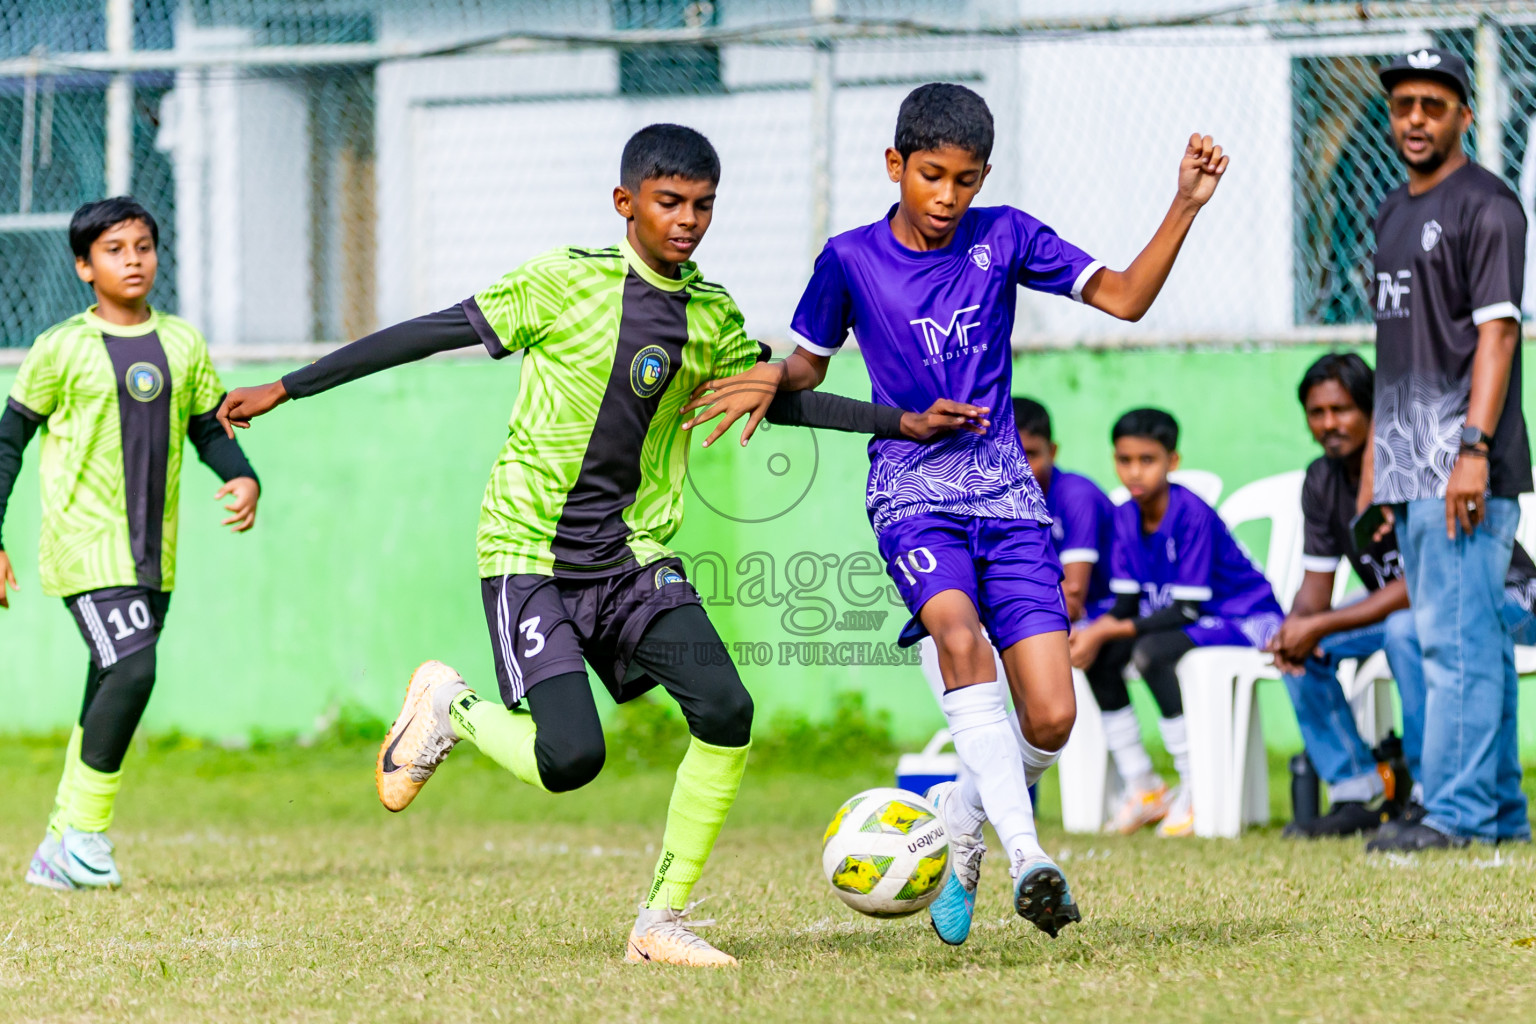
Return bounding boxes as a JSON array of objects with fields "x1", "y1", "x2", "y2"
[
  {"x1": 219, "y1": 124, "x2": 983, "y2": 966},
  {"x1": 0, "y1": 197, "x2": 261, "y2": 890}
]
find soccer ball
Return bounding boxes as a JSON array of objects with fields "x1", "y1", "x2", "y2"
[{"x1": 821, "y1": 787, "x2": 949, "y2": 917}]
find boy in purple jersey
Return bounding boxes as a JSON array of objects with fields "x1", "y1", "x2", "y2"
[
  {"x1": 1070, "y1": 409, "x2": 1283, "y2": 837},
  {"x1": 686, "y1": 83, "x2": 1228, "y2": 945},
  {"x1": 1013, "y1": 398, "x2": 1116, "y2": 623}
]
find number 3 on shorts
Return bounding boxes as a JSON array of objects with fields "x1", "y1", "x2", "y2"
[
  {"x1": 893, "y1": 546, "x2": 938, "y2": 585},
  {"x1": 520, "y1": 615, "x2": 547, "y2": 657}
]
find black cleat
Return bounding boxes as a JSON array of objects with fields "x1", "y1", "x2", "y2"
[
  {"x1": 1366, "y1": 821, "x2": 1468, "y2": 852},
  {"x1": 1013, "y1": 862, "x2": 1081, "y2": 938},
  {"x1": 1369, "y1": 801, "x2": 1425, "y2": 845},
  {"x1": 1281, "y1": 801, "x2": 1390, "y2": 839}
]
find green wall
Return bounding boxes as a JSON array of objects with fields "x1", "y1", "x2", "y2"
[{"x1": 3, "y1": 345, "x2": 1534, "y2": 752}]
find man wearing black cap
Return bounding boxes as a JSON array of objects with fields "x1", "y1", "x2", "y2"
[{"x1": 1364, "y1": 47, "x2": 1532, "y2": 850}]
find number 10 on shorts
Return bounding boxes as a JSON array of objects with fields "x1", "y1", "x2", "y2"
[{"x1": 893, "y1": 547, "x2": 937, "y2": 585}]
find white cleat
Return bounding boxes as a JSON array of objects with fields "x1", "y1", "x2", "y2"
[
  {"x1": 25, "y1": 833, "x2": 79, "y2": 891},
  {"x1": 60, "y1": 827, "x2": 121, "y2": 889}
]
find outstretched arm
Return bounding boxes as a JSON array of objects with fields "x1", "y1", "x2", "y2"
[
  {"x1": 767, "y1": 390, "x2": 990, "y2": 442},
  {"x1": 681, "y1": 347, "x2": 832, "y2": 448},
  {"x1": 1079, "y1": 134, "x2": 1229, "y2": 322},
  {"x1": 217, "y1": 305, "x2": 483, "y2": 437},
  {"x1": 0, "y1": 401, "x2": 41, "y2": 607}
]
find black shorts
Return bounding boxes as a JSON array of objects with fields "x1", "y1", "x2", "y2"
[
  {"x1": 480, "y1": 558, "x2": 702, "y2": 706},
  {"x1": 65, "y1": 587, "x2": 172, "y2": 669}
]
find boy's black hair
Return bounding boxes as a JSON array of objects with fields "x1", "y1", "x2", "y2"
[
  {"x1": 894, "y1": 83, "x2": 994, "y2": 163},
  {"x1": 1013, "y1": 397, "x2": 1052, "y2": 442},
  {"x1": 1112, "y1": 407, "x2": 1179, "y2": 453},
  {"x1": 70, "y1": 196, "x2": 158, "y2": 260},
  {"x1": 620, "y1": 123, "x2": 721, "y2": 192},
  {"x1": 1297, "y1": 352, "x2": 1374, "y2": 417}
]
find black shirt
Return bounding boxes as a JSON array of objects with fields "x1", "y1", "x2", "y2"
[
  {"x1": 1372, "y1": 161, "x2": 1532, "y2": 502},
  {"x1": 1302, "y1": 453, "x2": 1536, "y2": 608}
]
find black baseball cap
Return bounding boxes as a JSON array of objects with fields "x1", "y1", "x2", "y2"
[{"x1": 1379, "y1": 47, "x2": 1471, "y2": 103}]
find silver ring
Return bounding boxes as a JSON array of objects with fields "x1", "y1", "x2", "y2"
[{"x1": 1467, "y1": 501, "x2": 1479, "y2": 511}]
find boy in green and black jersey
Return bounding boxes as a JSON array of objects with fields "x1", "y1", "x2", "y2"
[
  {"x1": 219, "y1": 124, "x2": 983, "y2": 966},
  {"x1": 0, "y1": 197, "x2": 261, "y2": 890}
]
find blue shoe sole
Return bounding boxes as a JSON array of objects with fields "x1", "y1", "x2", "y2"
[{"x1": 1014, "y1": 864, "x2": 1080, "y2": 938}]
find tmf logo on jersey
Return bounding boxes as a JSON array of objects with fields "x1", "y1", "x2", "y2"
[
  {"x1": 1376, "y1": 270, "x2": 1412, "y2": 319},
  {"x1": 910, "y1": 305, "x2": 984, "y2": 366}
]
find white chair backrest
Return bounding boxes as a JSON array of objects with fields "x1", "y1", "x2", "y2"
[
  {"x1": 1518, "y1": 490, "x2": 1536, "y2": 555},
  {"x1": 1216, "y1": 470, "x2": 1307, "y2": 606},
  {"x1": 1109, "y1": 469, "x2": 1225, "y2": 508}
]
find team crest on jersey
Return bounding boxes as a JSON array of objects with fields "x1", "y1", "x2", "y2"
[
  {"x1": 1421, "y1": 220, "x2": 1442, "y2": 252},
  {"x1": 630, "y1": 345, "x2": 670, "y2": 398},
  {"x1": 125, "y1": 362, "x2": 164, "y2": 403},
  {"x1": 968, "y1": 244, "x2": 992, "y2": 271},
  {"x1": 654, "y1": 565, "x2": 686, "y2": 589}
]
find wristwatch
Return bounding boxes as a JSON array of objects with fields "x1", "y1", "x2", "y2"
[{"x1": 1460, "y1": 425, "x2": 1494, "y2": 451}]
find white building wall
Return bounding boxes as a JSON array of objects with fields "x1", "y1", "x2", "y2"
[{"x1": 371, "y1": 22, "x2": 1306, "y2": 344}]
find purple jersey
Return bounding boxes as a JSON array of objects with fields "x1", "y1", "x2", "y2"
[
  {"x1": 790, "y1": 205, "x2": 1102, "y2": 533},
  {"x1": 1045, "y1": 468, "x2": 1115, "y2": 611},
  {"x1": 1108, "y1": 484, "x2": 1282, "y2": 622}
]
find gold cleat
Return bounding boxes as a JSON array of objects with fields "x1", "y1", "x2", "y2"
[
  {"x1": 375, "y1": 661, "x2": 466, "y2": 812},
  {"x1": 1155, "y1": 786, "x2": 1195, "y2": 838},
  {"x1": 1107, "y1": 777, "x2": 1172, "y2": 835},
  {"x1": 625, "y1": 904, "x2": 739, "y2": 968}
]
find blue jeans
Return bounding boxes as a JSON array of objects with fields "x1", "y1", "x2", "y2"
[
  {"x1": 1398, "y1": 497, "x2": 1528, "y2": 842},
  {"x1": 1281, "y1": 607, "x2": 1423, "y2": 802}
]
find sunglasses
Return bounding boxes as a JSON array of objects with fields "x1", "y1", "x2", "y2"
[{"x1": 1389, "y1": 94, "x2": 1456, "y2": 119}]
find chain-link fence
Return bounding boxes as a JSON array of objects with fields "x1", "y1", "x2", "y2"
[{"x1": 5, "y1": 1, "x2": 1536, "y2": 349}]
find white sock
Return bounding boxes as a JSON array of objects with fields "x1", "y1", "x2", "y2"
[
  {"x1": 942, "y1": 682, "x2": 1042, "y2": 869},
  {"x1": 1016, "y1": 727, "x2": 1061, "y2": 788},
  {"x1": 1101, "y1": 706, "x2": 1154, "y2": 785},
  {"x1": 920, "y1": 636, "x2": 997, "y2": 832},
  {"x1": 951, "y1": 774, "x2": 988, "y2": 836},
  {"x1": 1158, "y1": 716, "x2": 1190, "y2": 783}
]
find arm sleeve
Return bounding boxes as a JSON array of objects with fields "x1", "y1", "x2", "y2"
[
  {"x1": 1301, "y1": 464, "x2": 1343, "y2": 574},
  {"x1": 8, "y1": 332, "x2": 61, "y2": 420},
  {"x1": 765, "y1": 389, "x2": 906, "y2": 437},
  {"x1": 789, "y1": 245, "x2": 855, "y2": 356},
  {"x1": 1011, "y1": 208, "x2": 1104, "y2": 303},
  {"x1": 1055, "y1": 481, "x2": 1103, "y2": 566},
  {"x1": 467, "y1": 249, "x2": 571, "y2": 358},
  {"x1": 1467, "y1": 194, "x2": 1526, "y2": 325},
  {"x1": 281, "y1": 305, "x2": 482, "y2": 399},
  {"x1": 0, "y1": 401, "x2": 41, "y2": 552},
  {"x1": 187, "y1": 405, "x2": 258, "y2": 486}
]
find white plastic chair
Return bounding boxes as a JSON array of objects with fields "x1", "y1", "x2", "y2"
[
  {"x1": 1177, "y1": 471, "x2": 1306, "y2": 838},
  {"x1": 1108, "y1": 468, "x2": 1224, "y2": 509}
]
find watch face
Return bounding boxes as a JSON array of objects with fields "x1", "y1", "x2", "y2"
[{"x1": 1461, "y1": 426, "x2": 1489, "y2": 447}]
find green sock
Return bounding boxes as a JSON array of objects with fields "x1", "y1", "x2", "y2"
[
  {"x1": 644, "y1": 736, "x2": 751, "y2": 911},
  {"x1": 47, "y1": 725, "x2": 85, "y2": 837},
  {"x1": 448, "y1": 689, "x2": 547, "y2": 791},
  {"x1": 65, "y1": 757, "x2": 123, "y2": 833}
]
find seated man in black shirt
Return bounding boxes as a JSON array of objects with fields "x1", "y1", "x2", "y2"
[{"x1": 1269, "y1": 353, "x2": 1536, "y2": 839}]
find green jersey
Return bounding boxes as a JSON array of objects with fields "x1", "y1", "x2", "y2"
[
  {"x1": 464, "y1": 239, "x2": 758, "y2": 578},
  {"x1": 7, "y1": 308, "x2": 227, "y2": 596}
]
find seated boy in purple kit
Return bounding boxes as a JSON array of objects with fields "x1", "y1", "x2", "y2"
[
  {"x1": 1013, "y1": 397, "x2": 1117, "y2": 624},
  {"x1": 1070, "y1": 408, "x2": 1283, "y2": 837},
  {"x1": 684, "y1": 83, "x2": 1229, "y2": 945}
]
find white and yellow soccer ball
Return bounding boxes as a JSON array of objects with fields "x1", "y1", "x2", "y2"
[{"x1": 821, "y1": 787, "x2": 949, "y2": 917}]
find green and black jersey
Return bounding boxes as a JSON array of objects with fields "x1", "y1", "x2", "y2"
[
  {"x1": 0, "y1": 308, "x2": 253, "y2": 596},
  {"x1": 466, "y1": 241, "x2": 758, "y2": 577},
  {"x1": 280, "y1": 239, "x2": 905, "y2": 580}
]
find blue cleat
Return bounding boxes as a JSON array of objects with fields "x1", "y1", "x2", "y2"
[
  {"x1": 1013, "y1": 857, "x2": 1080, "y2": 938},
  {"x1": 925, "y1": 782, "x2": 986, "y2": 946}
]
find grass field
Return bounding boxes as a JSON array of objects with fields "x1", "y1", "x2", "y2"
[{"x1": 4, "y1": 726, "x2": 1536, "y2": 1024}]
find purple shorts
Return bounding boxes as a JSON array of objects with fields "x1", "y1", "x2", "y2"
[
  {"x1": 1185, "y1": 611, "x2": 1283, "y2": 649},
  {"x1": 877, "y1": 512, "x2": 1069, "y2": 650}
]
